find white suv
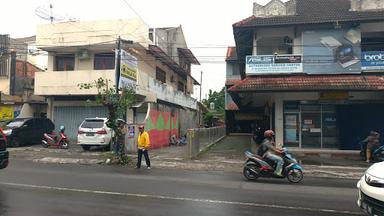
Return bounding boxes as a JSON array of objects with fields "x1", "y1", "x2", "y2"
[
  {"x1": 77, "y1": 118, "x2": 112, "y2": 151},
  {"x1": 357, "y1": 161, "x2": 384, "y2": 216}
]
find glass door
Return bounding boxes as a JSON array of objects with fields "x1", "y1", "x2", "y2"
[
  {"x1": 284, "y1": 113, "x2": 299, "y2": 147},
  {"x1": 301, "y1": 105, "x2": 322, "y2": 148}
]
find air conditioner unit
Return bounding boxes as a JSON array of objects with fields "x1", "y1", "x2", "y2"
[{"x1": 78, "y1": 49, "x2": 90, "y2": 60}]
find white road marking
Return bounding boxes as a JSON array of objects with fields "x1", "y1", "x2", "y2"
[{"x1": 0, "y1": 182, "x2": 360, "y2": 215}]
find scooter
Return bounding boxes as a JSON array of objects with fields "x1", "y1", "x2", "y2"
[
  {"x1": 42, "y1": 126, "x2": 69, "y2": 149},
  {"x1": 359, "y1": 140, "x2": 384, "y2": 162},
  {"x1": 243, "y1": 148, "x2": 304, "y2": 183}
]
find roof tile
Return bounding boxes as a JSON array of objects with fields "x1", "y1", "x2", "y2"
[
  {"x1": 228, "y1": 75, "x2": 384, "y2": 92},
  {"x1": 234, "y1": 0, "x2": 384, "y2": 27}
]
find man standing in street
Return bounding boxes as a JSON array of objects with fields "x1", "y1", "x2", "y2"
[{"x1": 136, "y1": 125, "x2": 151, "y2": 169}]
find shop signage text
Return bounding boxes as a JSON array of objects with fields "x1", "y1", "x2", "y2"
[
  {"x1": 361, "y1": 51, "x2": 384, "y2": 70},
  {"x1": 246, "y1": 55, "x2": 303, "y2": 75}
]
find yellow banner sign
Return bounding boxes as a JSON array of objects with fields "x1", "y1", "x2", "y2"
[{"x1": 0, "y1": 106, "x2": 14, "y2": 119}]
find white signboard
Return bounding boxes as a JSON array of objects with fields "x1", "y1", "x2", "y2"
[
  {"x1": 246, "y1": 55, "x2": 303, "y2": 75},
  {"x1": 118, "y1": 49, "x2": 137, "y2": 90}
]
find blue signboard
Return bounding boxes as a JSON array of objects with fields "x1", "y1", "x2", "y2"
[{"x1": 361, "y1": 51, "x2": 384, "y2": 70}]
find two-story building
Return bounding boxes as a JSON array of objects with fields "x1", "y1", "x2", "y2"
[
  {"x1": 0, "y1": 34, "x2": 45, "y2": 120},
  {"x1": 34, "y1": 19, "x2": 200, "y2": 148},
  {"x1": 226, "y1": 0, "x2": 384, "y2": 150}
]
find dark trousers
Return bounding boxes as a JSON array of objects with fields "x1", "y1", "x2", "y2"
[{"x1": 137, "y1": 149, "x2": 151, "y2": 168}]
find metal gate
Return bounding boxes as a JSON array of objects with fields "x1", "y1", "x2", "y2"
[{"x1": 53, "y1": 106, "x2": 108, "y2": 140}]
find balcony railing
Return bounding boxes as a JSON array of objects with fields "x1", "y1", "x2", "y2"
[{"x1": 35, "y1": 69, "x2": 197, "y2": 110}]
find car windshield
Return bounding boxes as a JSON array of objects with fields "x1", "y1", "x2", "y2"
[
  {"x1": 81, "y1": 119, "x2": 104, "y2": 128},
  {"x1": 6, "y1": 119, "x2": 26, "y2": 128}
]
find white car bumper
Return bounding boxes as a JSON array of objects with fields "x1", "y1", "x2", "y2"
[
  {"x1": 357, "y1": 177, "x2": 384, "y2": 215},
  {"x1": 77, "y1": 135, "x2": 112, "y2": 146}
]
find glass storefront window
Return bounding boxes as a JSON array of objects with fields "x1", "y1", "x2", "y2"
[{"x1": 283, "y1": 102, "x2": 339, "y2": 149}]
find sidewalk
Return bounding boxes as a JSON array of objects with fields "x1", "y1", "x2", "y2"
[{"x1": 7, "y1": 141, "x2": 370, "y2": 180}]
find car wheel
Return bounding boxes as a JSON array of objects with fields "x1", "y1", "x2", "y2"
[
  {"x1": 104, "y1": 142, "x2": 111, "y2": 151},
  {"x1": 11, "y1": 137, "x2": 22, "y2": 147},
  {"x1": 81, "y1": 145, "x2": 91, "y2": 151}
]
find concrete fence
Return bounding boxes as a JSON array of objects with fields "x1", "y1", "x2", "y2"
[{"x1": 186, "y1": 126, "x2": 226, "y2": 159}]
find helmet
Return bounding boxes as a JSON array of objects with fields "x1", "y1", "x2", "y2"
[
  {"x1": 264, "y1": 130, "x2": 275, "y2": 138},
  {"x1": 59, "y1": 125, "x2": 65, "y2": 132}
]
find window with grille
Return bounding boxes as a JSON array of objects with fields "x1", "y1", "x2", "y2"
[
  {"x1": 55, "y1": 54, "x2": 75, "y2": 71},
  {"x1": 156, "y1": 67, "x2": 166, "y2": 83},
  {"x1": 94, "y1": 53, "x2": 115, "y2": 70},
  {"x1": 0, "y1": 55, "x2": 8, "y2": 76},
  {"x1": 177, "y1": 81, "x2": 185, "y2": 92}
]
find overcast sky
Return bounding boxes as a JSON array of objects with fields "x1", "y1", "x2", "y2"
[{"x1": 1, "y1": 0, "x2": 277, "y2": 100}]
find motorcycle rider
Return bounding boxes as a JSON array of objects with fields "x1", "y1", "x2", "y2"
[{"x1": 257, "y1": 130, "x2": 284, "y2": 176}]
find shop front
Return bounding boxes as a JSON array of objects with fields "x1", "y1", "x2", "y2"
[
  {"x1": 228, "y1": 75, "x2": 384, "y2": 150},
  {"x1": 283, "y1": 102, "x2": 339, "y2": 149}
]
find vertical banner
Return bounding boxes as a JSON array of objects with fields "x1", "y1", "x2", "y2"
[{"x1": 119, "y1": 49, "x2": 138, "y2": 91}]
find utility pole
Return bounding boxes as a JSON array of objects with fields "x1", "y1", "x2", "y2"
[
  {"x1": 198, "y1": 71, "x2": 203, "y2": 127},
  {"x1": 199, "y1": 71, "x2": 202, "y2": 102},
  {"x1": 115, "y1": 36, "x2": 121, "y2": 93},
  {"x1": 10, "y1": 51, "x2": 16, "y2": 96}
]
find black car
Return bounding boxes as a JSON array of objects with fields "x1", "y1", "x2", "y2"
[
  {"x1": 0, "y1": 128, "x2": 9, "y2": 169},
  {"x1": 2, "y1": 118, "x2": 54, "y2": 147}
]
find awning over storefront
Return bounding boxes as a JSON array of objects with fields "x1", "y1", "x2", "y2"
[{"x1": 228, "y1": 75, "x2": 384, "y2": 92}]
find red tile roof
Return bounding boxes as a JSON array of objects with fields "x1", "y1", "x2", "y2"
[
  {"x1": 228, "y1": 75, "x2": 384, "y2": 92},
  {"x1": 225, "y1": 79, "x2": 242, "y2": 86},
  {"x1": 233, "y1": 0, "x2": 384, "y2": 28},
  {"x1": 225, "y1": 47, "x2": 237, "y2": 61}
]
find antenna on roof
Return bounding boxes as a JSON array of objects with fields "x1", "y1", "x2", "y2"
[{"x1": 35, "y1": 4, "x2": 66, "y2": 24}]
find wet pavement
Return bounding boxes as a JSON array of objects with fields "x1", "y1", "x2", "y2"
[{"x1": 6, "y1": 135, "x2": 372, "y2": 180}]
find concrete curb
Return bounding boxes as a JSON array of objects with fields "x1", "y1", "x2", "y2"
[{"x1": 27, "y1": 156, "x2": 365, "y2": 180}]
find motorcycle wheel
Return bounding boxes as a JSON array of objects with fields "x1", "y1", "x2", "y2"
[
  {"x1": 41, "y1": 140, "x2": 49, "y2": 148},
  {"x1": 61, "y1": 141, "x2": 69, "y2": 149},
  {"x1": 243, "y1": 164, "x2": 260, "y2": 181},
  {"x1": 287, "y1": 168, "x2": 303, "y2": 183}
]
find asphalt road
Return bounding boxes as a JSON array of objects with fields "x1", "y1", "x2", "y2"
[{"x1": 0, "y1": 160, "x2": 364, "y2": 216}]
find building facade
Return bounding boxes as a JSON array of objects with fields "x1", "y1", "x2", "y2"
[
  {"x1": 226, "y1": 0, "x2": 384, "y2": 150},
  {"x1": 34, "y1": 19, "x2": 200, "y2": 149},
  {"x1": 0, "y1": 34, "x2": 45, "y2": 120}
]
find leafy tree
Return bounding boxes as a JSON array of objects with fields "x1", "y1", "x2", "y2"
[
  {"x1": 202, "y1": 87, "x2": 225, "y2": 113},
  {"x1": 201, "y1": 87, "x2": 225, "y2": 127},
  {"x1": 79, "y1": 78, "x2": 135, "y2": 164}
]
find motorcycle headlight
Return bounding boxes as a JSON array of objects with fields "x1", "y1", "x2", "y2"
[
  {"x1": 365, "y1": 173, "x2": 384, "y2": 188},
  {"x1": 2, "y1": 129, "x2": 12, "y2": 136}
]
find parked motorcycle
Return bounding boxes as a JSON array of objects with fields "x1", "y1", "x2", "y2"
[
  {"x1": 243, "y1": 148, "x2": 303, "y2": 183},
  {"x1": 360, "y1": 140, "x2": 384, "y2": 162},
  {"x1": 42, "y1": 126, "x2": 69, "y2": 149}
]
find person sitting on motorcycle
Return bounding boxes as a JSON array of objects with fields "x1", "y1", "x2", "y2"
[
  {"x1": 256, "y1": 130, "x2": 284, "y2": 176},
  {"x1": 364, "y1": 131, "x2": 381, "y2": 163}
]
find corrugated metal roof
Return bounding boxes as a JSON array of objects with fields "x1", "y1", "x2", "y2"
[{"x1": 178, "y1": 48, "x2": 200, "y2": 65}]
